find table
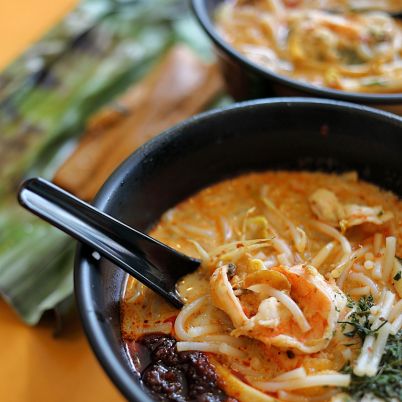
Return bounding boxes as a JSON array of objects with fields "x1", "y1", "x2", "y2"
[
  {"x1": 0, "y1": 0, "x2": 75, "y2": 69},
  {"x1": 0, "y1": 301, "x2": 123, "y2": 401},
  {"x1": 0, "y1": 1, "x2": 124, "y2": 400}
]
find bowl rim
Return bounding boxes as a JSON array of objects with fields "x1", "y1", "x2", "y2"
[
  {"x1": 191, "y1": 0, "x2": 402, "y2": 104},
  {"x1": 74, "y1": 97, "x2": 402, "y2": 402}
]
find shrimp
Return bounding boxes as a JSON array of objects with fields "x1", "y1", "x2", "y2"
[
  {"x1": 309, "y1": 188, "x2": 393, "y2": 230},
  {"x1": 210, "y1": 264, "x2": 347, "y2": 354},
  {"x1": 341, "y1": 204, "x2": 393, "y2": 230},
  {"x1": 210, "y1": 264, "x2": 248, "y2": 328}
]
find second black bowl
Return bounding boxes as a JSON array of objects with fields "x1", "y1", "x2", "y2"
[{"x1": 192, "y1": 0, "x2": 402, "y2": 114}]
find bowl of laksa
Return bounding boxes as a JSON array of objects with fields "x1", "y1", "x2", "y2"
[
  {"x1": 75, "y1": 98, "x2": 402, "y2": 402},
  {"x1": 192, "y1": 0, "x2": 402, "y2": 114}
]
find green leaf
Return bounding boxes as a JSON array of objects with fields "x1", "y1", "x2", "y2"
[
  {"x1": 0, "y1": 205, "x2": 74, "y2": 324},
  {"x1": 0, "y1": 0, "x2": 226, "y2": 326},
  {"x1": 0, "y1": 0, "x2": 184, "y2": 196}
]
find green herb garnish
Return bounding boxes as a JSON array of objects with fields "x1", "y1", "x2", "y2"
[
  {"x1": 338, "y1": 295, "x2": 385, "y2": 340},
  {"x1": 342, "y1": 330, "x2": 402, "y2": 401}
]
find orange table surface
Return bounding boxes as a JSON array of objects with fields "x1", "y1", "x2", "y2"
[
  {"x1": 0, "y1": 0, "x2": 75, "y2": 69},
  {"x1": 0, "y1": 1, "x2": 124, "y2": 401},
  {"x1": 0, "y1": 301, "x2": 124, "y2": 402}
]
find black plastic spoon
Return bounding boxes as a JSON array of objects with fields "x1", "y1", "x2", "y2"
[{"x1": 18, "y1": 178, "x2": 201, "y2": 308}]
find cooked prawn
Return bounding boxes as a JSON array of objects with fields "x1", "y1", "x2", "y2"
[
  {"x1": 210, "y1": 264, "x2": 248, "y2": 328},
  {"x1": 210, "y1": 264, "x2": 347, "y2": 353},
  {"x1": 309, "y1": 188, "x2": 393, "y2": 230}
]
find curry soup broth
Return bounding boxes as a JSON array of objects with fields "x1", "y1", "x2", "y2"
[{"x1": 122, "y1": 171, "x2": 402, "y2": 401}]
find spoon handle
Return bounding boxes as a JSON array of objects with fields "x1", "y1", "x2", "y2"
[{"x1": 18, "y1": 178, "x2": 199, "y2": 308}]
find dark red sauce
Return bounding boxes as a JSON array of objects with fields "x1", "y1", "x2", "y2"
[{"x1": 126, "y1": 333, "x2": 237, "y2": 402}]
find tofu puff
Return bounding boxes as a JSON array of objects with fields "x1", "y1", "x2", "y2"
[{"x1": 122, "y1": 171, "x2": 402, "y2": 402}]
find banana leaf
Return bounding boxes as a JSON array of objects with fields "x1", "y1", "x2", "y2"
[
  {"x1": 0, "y1": 0, "x2": 187, "y2": 195},
  {"x1": 0, "y1": 0, "x2": 223, "y2": 325},
  {"x1": 0, "y1": 206, "x2": 74, "y2": 324}
]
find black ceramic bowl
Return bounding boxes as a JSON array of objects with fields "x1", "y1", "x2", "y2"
[
  {"x1": 75, "y1": 98, "x2": 402, "y2": 401},
  {"x1": 192, "y1": 0, "x2": 402, "y2": 114}
]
